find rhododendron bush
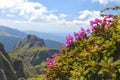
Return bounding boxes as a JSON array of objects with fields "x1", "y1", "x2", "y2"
[{"x1": 45, "y1": 15, "x2": 120, "y2": 80}]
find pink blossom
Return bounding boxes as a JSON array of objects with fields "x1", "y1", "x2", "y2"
[
  {"x1": 91, "y1": 26, "x2": 95, "y2": 31},
  {"x1": 79, "y1": 28, "x2": 85, "y2": 36},
  {"x1": 103, "y1": 14, "x2": 113, "y2": 27},
  {"x1": 74, "y1": 28, "x2": 86, "y2": 40},
  {"x1": 46, "y1": 58, "x2": 57, "y2": 68},
  {"x1": 44, "y1": 78, "x2": 48, "y2": 80},
  {"x1": 86, "y1": 28, "x2": 91, "y2": 33},
  {"x1": 65, "y1": 34, "x2": 73, "y2": 47},
  {"x1": 89, "y1": 14, "x2": 113, "y2": 31},
  {"x1": 104, "y1": 14, "x2": 112, "y2": 19},
  {"x1": 74, "y1": 32, "x2": 79, "y2": 39},
  {"x1": 95, "y1": 18, "x2": 102, "y2": 23},
  {"x1": 90, "y1": 18, "x2": 102, "y2": 27},
  {"x1": 52, "y1": 53, "x2": 59, "y2": 58},
  {"x1": 90, "y1": 21, "x2": 95, "y2": 27}
]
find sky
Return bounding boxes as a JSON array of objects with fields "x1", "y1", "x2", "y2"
[{"x1": 0, "y1": 0, "x2": 119, "y2": 33}]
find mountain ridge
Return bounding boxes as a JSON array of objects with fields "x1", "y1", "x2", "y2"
[
  {"x1": 0, "y1": 25, "x2": 27, "y2": 38},
  {"x1": 25, "y1": 31, "x2": 66, "y2": 43},
  {"x1": 0, "y1": 25, "x2": 63, "y2": 51},
  {"x1": 9, "y1": 35, "x2": 59, "y2": 78},
  {"x1": 14, "y1": 34, "x2": 46, "y2": 49}
]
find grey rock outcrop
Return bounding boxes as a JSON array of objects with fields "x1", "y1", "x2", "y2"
[
  {"x1": 13, "y1": 60, "x2": 26, "y2": 78},
  {"x1": 0, "y1": 43, "x2": 17, "y2": 80},
  {"x1": 14, "y1": 35, "x2": 45, "y2": 49}
]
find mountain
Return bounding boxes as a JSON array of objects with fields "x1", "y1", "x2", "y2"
[
  {"x1": 0, "y1": 26, "x2": 27, "y2": 51},
  {"x1": 44, "y1": 39, "x2": 63, "y2": 50},
  {"x1": 0, "y1": 36, "x2": 21, "y2": 51},
  {"x1": 9, "y1": 35, "x2": 59, "y2": 78},
  {"x1": 0, "y1": 26, "x2": 64, "y2": 51},
  {"x1": 0, "y1": 26, "x2": 27, "y2": 38},
  {"x1": 0, "y1": 43, "x2": 17, "y2": 80},
  {"x1": 25, "y1": 31, "x2": 66, "y2": 43},
  {"x1": 14, "y1": 35, "x2": 45, "y2": 49}
]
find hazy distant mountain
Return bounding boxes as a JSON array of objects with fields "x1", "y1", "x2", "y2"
[
  {"x1": 0, "y1": 26, "x2": 27, "y2": 38},
  {"x1": 0, "y1": 36, "x2": 22, "y2": 51},
  {"x1": 44, "y1": 39, "x2": 63, "y2": 50},
  {"x1": 25, "y1": 31, "x2": 66, "y2": 43},
  {"x1": 0, "y1": 25, "x2": 65, "y2": 51},
  {"x1": 0, "y1": 26, "x2": 27, "y2": 51}
]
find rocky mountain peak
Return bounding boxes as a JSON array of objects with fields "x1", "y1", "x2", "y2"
[{"x1": 14, "y1": 34, "x2": 46, "y2": 49}]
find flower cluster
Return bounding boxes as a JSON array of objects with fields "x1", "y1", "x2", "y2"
[
  {"x1": 90, "y1": 14, "x2": 112, "y2": 30},
  {"x1": 46, "y1": 58, "x2": 57, "y2": 68},
  {"x1": 65, "y1": 14, "x2": 113, "y2": 47},
  {"x1": 52, "y1": 53, "x2": 59, "y2": 58},
  {"x1": 44, "y1": 78, "x2": 48, "y2": 80},
  {"x1": 45, "y1": 14, "x2": 120, "y2": 80},
  {"x1": 90, "y1": 18, "x2": 102, "y2": 27},
  {"x1": 65, "y1": 34, "x2": 73, "y2": 47},
  {"x1": 74, "y1": 28, "x2": 89, "y2": 39},
  {"x1": 65, "y1": 28, "x2": 91, "y2": 47}
]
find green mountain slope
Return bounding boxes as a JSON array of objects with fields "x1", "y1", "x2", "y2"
[{"x1": 9, "y1": 35, "x2": 59, "y2": 78}]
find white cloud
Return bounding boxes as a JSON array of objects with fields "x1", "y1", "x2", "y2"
[
  {"x1": 0, "y1": 0, "x2": 24, "y2": 13},
  {"x1": 0, "y1": 0, "x2": 23, "y2": 8},
  {"x1": 66, "y1": 10, "x2": 101, "y2": 28},
  {"x1": 79, "y1": 10, "x2": 100, "y2": 20},
  {"x1": 78, "y1": 10, "x2": 92, "y2": 19},
  {"x1": 0, "y1": 10, "x2": 100, "y2": 32},
  {"x1": 0, "y1": 0, "x2": 68, "y2": 22},
  {"x1": 46, "y1": 14, "x2": 59, "y2": 22},
  {"x1": 19, "y1": 2, "x2": 48, "y2": 21},
  {"x1": 6, "y1": 14, "x2": 15, "y2": 17},
  {"x1": 0, "y1": 19, "x2": 79, "y2": 33},
  {"x1": 0, "y1": 10, "x2": 101, "y2": 33},
  {"x1": 59, "y1": 14, "x2": 68, "y2": 18},
  {"x1": 0, "y1": 0, "x2": 101, "y2": 33},
  {"x1": 45, "y1": 10, "x2": 100, "y2": 27},
  {"x1": 92, "y1": 0, "x2": 120, "y2": 5}
]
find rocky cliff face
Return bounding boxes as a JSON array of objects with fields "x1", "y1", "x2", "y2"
[
  {"x1": 0, "y1": 43, "x2": 17, "y2": 80},
  {"x1": 17, "y1": 48, "x2": 58, "y2": 66},
  {"x1": 12, "y1": 35, "x2": 58, "y2": 66},
  {"x1": 13, "y1": 60, "x2": 26, "y2": 78},
  {"x1": 9, "y1": 35, "x2": 59, "y2": 78},
  {"x1": 14, "y1": 35, "x2": 45, "y2": 49}
]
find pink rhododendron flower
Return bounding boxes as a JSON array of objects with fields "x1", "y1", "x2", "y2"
[
  {"x1": 90, "y1": 14, "x2": 113, "y2": 30},
  {"x1": 52, "y1": 53, "x2": 59, "y2": 58},
  {"x1": 90, "y1": 18, "x2": 102, "y2": 27},
  {"x1": 74, "y1": 28, "x2": 86, "y2": 40},
  {"x1": 44, "y1": 78, "x2": 48, "y2": 80},
  {"x1": 95, "y1": 18, "x2": 102, "y2": 23},
  {"x1": 65, "y1": 34, "x2": 73, "y2": 47},
  {"x1": 104, "y1": 14, "x2": 112, "y2": 19},
  {"x1": 86, "y1": 28, "x2": 91, "y2": 34},
  {"x1": 74, "y1": 32, "x2": 79, "y2": 39},
  {"x1": 46, "y1": 58, "x2": 57, "y2": 68}
]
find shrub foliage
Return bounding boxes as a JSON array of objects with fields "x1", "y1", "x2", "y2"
[{"x1": 45, "y1": 15, "x2": 120, "y2": 80}]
